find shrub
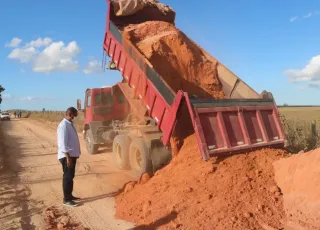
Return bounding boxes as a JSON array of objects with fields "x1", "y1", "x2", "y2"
[{"x1": 280, "y1": 115, "x2": 319, "y2": 153}]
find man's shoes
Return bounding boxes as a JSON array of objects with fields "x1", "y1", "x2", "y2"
[
  {"x1": 63, "y1": 200, "x2": 78, "y2": 207},
  {"x1": 71, "y1": 195, "x2": 81, "y2": 200}
]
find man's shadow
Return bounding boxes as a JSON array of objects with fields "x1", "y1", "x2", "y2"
[
  {"x1": 74, "y1": 182, "x2": 178, "y2": 229},
  {"x1": 127, "y1": 211, "x2": 178, "y2": 230},
  {"x1": 75, "y1": 190, "x2": 123, "y2": 206},
  {"x1": 75, "y1": 180, "x2": 135, "y2": 206}
]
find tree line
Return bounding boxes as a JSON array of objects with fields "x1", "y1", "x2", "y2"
[{"x1": 0, "y1": 85, "x2": 4, "y2": 104}]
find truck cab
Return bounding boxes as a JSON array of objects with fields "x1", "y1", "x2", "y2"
[{"x1": 79, "y1": 85, "x2": 130, "y2": 154}]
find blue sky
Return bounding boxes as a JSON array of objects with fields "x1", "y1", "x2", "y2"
[{"x1": 1, "y1": 0, "x2": 320, "y2": 110}]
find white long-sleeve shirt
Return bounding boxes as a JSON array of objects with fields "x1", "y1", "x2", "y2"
[{"x1": 57, "y1": 118, "x2": 81, "y2": 160}]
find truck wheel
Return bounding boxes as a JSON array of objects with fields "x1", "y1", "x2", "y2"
[
  {"x1": 129, "y1": 138, "x2": 153, "y2": 177},
  {"x1": 85, "y1": 129, "x2": 99, "y2": 155},
  {"x1": 112, "y1": 135, "x2": 131, "y2": 170}
]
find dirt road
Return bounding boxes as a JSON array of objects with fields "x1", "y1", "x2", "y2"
[{"x1": 0, "y1": 118, "x2": 135, "y2": 230}]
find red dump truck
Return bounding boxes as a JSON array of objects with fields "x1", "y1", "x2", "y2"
[{"x1": 78, "y1": 0, "x2": 285, "y2": 177}]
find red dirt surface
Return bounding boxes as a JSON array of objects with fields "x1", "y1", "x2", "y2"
[
  {"x1": 116, "y1": 135, "x2": 287, "y2": 230},
  {"x1": 122, "y1": 21, "x2": 225, "y2": 99},
  {"x1": 274, "y1": 149, "x2": 320, "y2": 230}
]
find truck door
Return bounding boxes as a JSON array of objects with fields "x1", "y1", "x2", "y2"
[
  {"x1": 112, "y1": 85, "x2": 130, "y2": 120},
  {"x1": 84, "y1": 90, "x2": 92, "y2": 122}
]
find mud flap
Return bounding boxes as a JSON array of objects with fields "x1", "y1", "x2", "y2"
[{"x1": 149, "y1": 140, "x2": 172, "y2": 173}]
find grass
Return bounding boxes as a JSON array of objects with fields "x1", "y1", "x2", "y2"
[
  {"x1": 278, "y1": 107, "x2": 320, "y2": 153},
  {"x1": 12, "y1": 106, "x2": 320, "y2": 154}
]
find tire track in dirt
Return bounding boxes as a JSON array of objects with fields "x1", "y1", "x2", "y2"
[
  {"x1": 1, "y1": 119, "x2": 136, "y2": 230},
  {"x1": 19, "y1": 122, "x2": 101, "y2": 229},
  {"x1": 0, "y1": 121, "x2": 44, "y2": 229}
]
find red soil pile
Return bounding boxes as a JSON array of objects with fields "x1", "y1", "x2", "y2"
[
  {"x1": 274, "y1": 149, "x2": 320, "y2": 230},
  {"x1": 122, "y1": 21, "x2": 225, "y2": 99},
  {"x1": 116, "y1": 135, "x2": 287, "y2": 230}
]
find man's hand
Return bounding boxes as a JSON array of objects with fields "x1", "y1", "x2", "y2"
[{"x1": 66, "y1": 157, "x2": 72, "y2": 168}]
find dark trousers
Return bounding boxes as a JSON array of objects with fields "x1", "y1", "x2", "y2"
[{"x1": 59, "y1": 157, "x2": 77, "y2": 202}]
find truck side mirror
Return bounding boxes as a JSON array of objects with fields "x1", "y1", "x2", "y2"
[{"x1": 77, "y1": 99, "x2": 82, "y2": 111}]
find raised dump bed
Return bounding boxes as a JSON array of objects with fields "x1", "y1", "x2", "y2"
[
  {"x1": 186, "y1": 97, "x2": 284, "y2": 159},
  {"x1": 103, "y1": 0, "x2": 285, "y2": 159}
]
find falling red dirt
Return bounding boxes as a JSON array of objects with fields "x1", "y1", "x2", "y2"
[
  {"x1": 122, "y1": 21, "x2": 225, "y2": 100},
  {"x1": 116, "y1": 135, "x2": 288, "y2": 230},
  {"x1": 121, "y1": 20, "x2": 225, "y2": 153}
]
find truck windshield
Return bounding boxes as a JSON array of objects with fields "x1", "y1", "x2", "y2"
[{"x1": 94, "y1": 92, "x2": 113, "y2": 105}]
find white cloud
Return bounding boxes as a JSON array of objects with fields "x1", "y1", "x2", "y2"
[
  {"x1": 297, "y1": 82, "x2": 320, "y2": 91},
  {"x1": 5, "y1": 37, "x2": 22, "y2": 48},
  {"x1": 308, "y1": 83, "x2": 320, "y2": 88},
  {"x1": 284, "y1": 55, "x2": 320, "y2": 82},
  {"x1": 32, "y1": 41, "x2": 80, "y2": 73},
  {"x1": 2, "y1": 94, "x2": 13, "y2": 100},
  {"x1": 20, "y1": 68, "x2": 26, "y2": 73},
  {"x1": 25, "y1": 37, "x2": 52, "y2": 48},
  {"x1": 6, "y1": 37, "x2": 81, "y2": 74},
  {"x1": 19, "y1": 96, "x2": 34, "y2": 101},
  {"x1": 297, "y1": 86, "x2": 307, "y2": 91},
  {"x1": 303, "y1": 12, "x2": 313, "y2": 18},
  {"x1": 7, "y1": 47, "x2": 38, "y2": 63},
  {"x1": 1, "y1": 93, "x2": 55, "y2": 102},
  {"x1": 290, "y1": 11, "x2": 318, "y2": 22},
  {"x1": 83, "y1": 60, "x2": 103, "y2": 75},
  {"x1": 290, "y1": 16, "x2": 297, "y2": 22},
  {"x1": 19, "y1": 96, "x2": 56, "y2": 102}
]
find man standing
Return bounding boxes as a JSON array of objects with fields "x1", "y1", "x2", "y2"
[{"x1": 57, "y1": 107, "x2": 81, "y2": 207}]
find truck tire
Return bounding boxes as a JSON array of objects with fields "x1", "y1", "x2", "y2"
[
  {"x1": 112, "y1": 135, "x2": 131, "y2": 170},
  {"x1": 129, "y1": 138, "x2": 153, "y2": 177},
  {"x1": 85, "y1": 129, "x2": 99, "y2": 155}
]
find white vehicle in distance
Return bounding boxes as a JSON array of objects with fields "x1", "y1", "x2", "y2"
[{"x1": 0, "y1": 111, "x2": 10, "y2": 121}]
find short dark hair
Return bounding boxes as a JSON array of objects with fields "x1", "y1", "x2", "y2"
[{"x1": 66, "y1": 107, "x2": 78, "y2": 116}]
